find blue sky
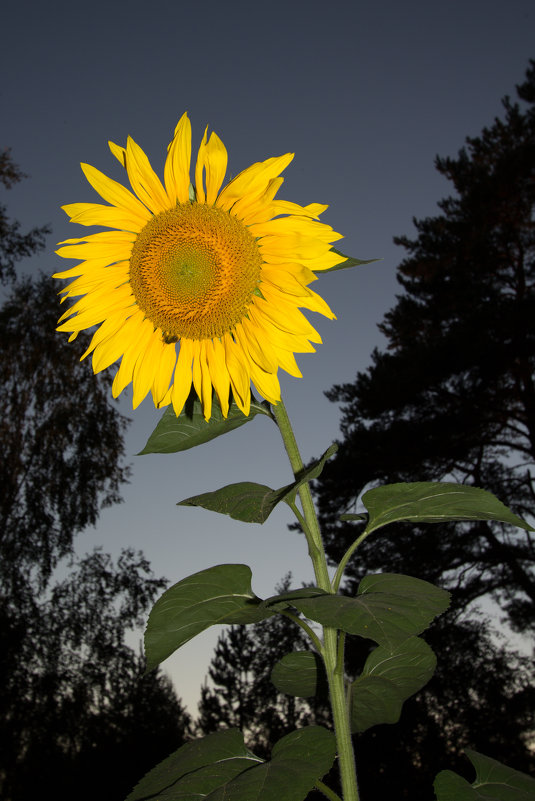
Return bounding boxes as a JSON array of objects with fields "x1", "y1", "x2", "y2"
[{"x1": 2, "y1": 0, "x2": 534, "y2": 711}]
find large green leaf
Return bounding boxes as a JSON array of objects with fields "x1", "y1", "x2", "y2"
[
  {"x1": 271, "y1": 651, "x2": 325, "y2": 697},
  {"x1": 144, "y1": 564, "x2": 272, "y2": 671},
  {"x1": 363, "y1": 636, "x2": 436, "y2": 698},
  {"x1": 206, "y1": 726, "x2": 336, "y2": 801},
  {"x1": 126, "y1": 729, "x2": 261, "y2": 801},
  {"x1": 320, "y1": 248, "x2": 379, "y2": 273},
  {"x1": 434, "y1": 749, "x2": 535, "y2": 800},
  {"x1": 349, "y1": 637, "x2": 436, "y2": 732},
  {"x1": 350, "y1": 676, "x2": 402, "y2": 733},
  {"x1": 139, "y1": 392, "x2": 273, "y2": 455},
  {"x1": 178, "y1": 444, "x2": 337, "y2": 524},
  {"x1": 361, "y1": 482, "x2": 534, "y2": 535},
  {"x1": 292, "y1": 574, "x2": 449, "y2": 649}
]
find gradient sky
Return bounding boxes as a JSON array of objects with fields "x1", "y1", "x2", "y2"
[{"x1": 2, "y1": 0, "x2": 534, "y2": 712}]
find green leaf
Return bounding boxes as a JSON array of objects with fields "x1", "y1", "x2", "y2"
[
  {"x1": 433, "y1": 771, "x2": 477, "y2": 800},
  {"x1": 349, "y1": 637, "x2": 436, "y2": 733},
  {"x1": 292, "y1": 574, "x2": 449, "y2": 649},
  {"x1": 178, "y1": 481, "x2": 289, "y2": 524},
  {"x1": 125, "y1": 729, "x2": 262, "y2": 801},
  {"x1": 206, "y1": 726, "x2": 336, "y2": 801},
  {"x1": 434, "y1": 749, "x2": 535, "y2": 800},
  {"x1": 178, "y1": 444, "x2": 337, "y2": 524},
  {"x1": 320, "y1": 248, "x2": 379, "y2": 273},
  {"x1": 363, "y1": 636, "x2": 436, "y2": 699},
  {"x1": 361, "y1": 482, "x2": 534, "y2": 535},
  {"x1": 139, "y1": 392, "x2": 273, "y2": 455},
  {"x1": 350, "y1": 676, "x2": 403, "y2": 733},
  {"x1": 271, "y1": 651, "x2": 325, "y2": 697},
  {"x1": 144, "y1": 564, "x2": 272, "y2": 671}
]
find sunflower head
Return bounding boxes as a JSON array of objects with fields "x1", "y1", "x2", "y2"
[{"x1": 54, "y1": 113, "x2": 346, "y2": 420}]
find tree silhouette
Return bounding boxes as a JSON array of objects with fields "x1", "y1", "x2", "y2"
[
  {"x1": 307, "y1": 60, "x2": 535, "y2": 798},
  {"x1": 0, "y1": 149, "x2": 49, "y2": 283},
  {"x1": 197, "y1": 576, "x2": 330, "y2": 759},
  {"x1": 0, "y1": 157, "x2": 191, "y2": 800},
  {"x1": 0, "y1": 549, "x2": 192, "y2": 801},
  {"x1": 314, "y1": 60, "x2": 535, "y2": 633}
]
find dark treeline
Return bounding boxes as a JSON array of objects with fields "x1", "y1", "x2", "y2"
[
  {"x1": 0, "y1": 151, "x2": 191, "y2": 801},
  {"x1": 307, "y1": 59, "x2": 535, "y2": 797}
]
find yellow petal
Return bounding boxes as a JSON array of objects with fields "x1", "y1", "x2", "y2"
[
  {"x1": 171, "y1": 338, "x2": 194, "y2": 416},
  {"x1": 152, "y1": 342, "x2": 178, "y2": 405},
  {"x1": 260, "y1": 233, "x2": 332, "y2": 260},
  {"x1": 164, "y1": 112, "x2": 192, "y2": 204},
  {"x1": 234, "y1": 319, "x2": 278, "y2": 373},
  {"x1": 108, "y1": 140, "x2": 127, "y2": 168},
  {"x1": 204, "y1": 132, "x2": 228, "y2": 206},
  {"x1": 234, "y1": 177, "x2": 284, "y2": 224},
  {"x1": 112, "y1": 316, "x2": 154, "y2": 398},
  {"x1": 125, "y1": 136, "x2": 169, "y2": 214},
  {"x1": 81, "y1": 162, "x2": 150, "y2": 218},
  {"x1": 62, "y1": 202, "x2": 148, "y2": 231},
  {"x1": 205, "y1": 338, "x2": 230, "y2": 417},
  {"x1": 55, "y1": 240, "x2": 133, "y2": 262},
  {"x1": 194, "y1": 128, "x2": 208, "y2": 205},
  {"x1": 298, "y1": 287, "x2": 336, "y2": 320},
  {"x1": 223, "y1": 333, "x2": 251, "y2": 415},
  {"x1": 132, "y1": 331, "x2": 166, "y2": 409},
  {"x1": 195, "y1": 341, "x2": 213, "y2": 421},
  {"x1": 217, "y1": 154, "x2": 294, "y2": 213},
  {"x1": 260, "y1": 269, "x2": 311, "y2": 298},
  {"x1": 80, "y1": 307, "x2": 135, "y2": 361},
  {"x1": 249, "y1": 360, "x2": 281, "y2": 405}
]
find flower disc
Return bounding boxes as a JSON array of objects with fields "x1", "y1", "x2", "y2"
[{"x1": 129, "y1": 204, "x2": 263, "y2": 342}]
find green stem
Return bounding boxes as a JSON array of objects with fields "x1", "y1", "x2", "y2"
[
  {"x1": 333, "y1": 529, "x2": 372, "y2": 593},
  {"x1": 315, "y1": 779, "x2": 343, "y2": 801},
  {"x1": 272, "y1": 399, "x2": 360, "y2": 801},
  {"x1": 280, "y1": 609, "x2": 324, "y2": 654}
]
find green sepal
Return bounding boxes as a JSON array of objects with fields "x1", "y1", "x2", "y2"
[
  {"x1": 349, "y1": 636, "x2": 436, "y2": 732},
  {"x1": 139, "y1": 391, "x2": 273, "y2": 455},
  {"x1": 206, "y1": 726, "x2": 336, "y2": 801},
  {"x1": 144, "y1": 564, "x2": 272, "y2": 671},
  {"x1": 125, "y1": 729, "x2": 261, "y2": 801},
  {"x1": 433, "y1": 749, "x2": 535, "y2": 800},
  {"x1": 291, "y1": 573, "x2": 450, "y2": 650},
  {"x1": 319, "y1": 248, "x2": 379, "y2": 274},
  {"x1": 360, "y1": 482, "x2": 534, "y2": 535},
  {"x1": 177, "y1": 444, "x2": 337, "y2": 524},
  {"x1": 271, "y1": 651, "x2": 326, "y2": 697}
]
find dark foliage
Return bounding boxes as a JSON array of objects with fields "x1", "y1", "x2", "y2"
[
  {"x1": 347, "y1": 615, "x2": 534, "y2": 800},
  {"x1": 0, "y1": 549, "x2": 192, "y2": 801},
  {"x1": 0, "y1": 157, "x2": 191, "y2": 800},
  {"x1": 0, "y1": 149, "x2": 50, "y2": 283},
  {"x1": 305, "y1": 61, "x2": 535, "y2": 797},
  {"x1": 0, "y1": 273, "x2": 131, "y2": 592},
  {"x1": 315, "y1": 61, "x2": 535, "y2": 634},
  {"x1": 197, "y1": 576, "x2": 330, "y2": 760}
]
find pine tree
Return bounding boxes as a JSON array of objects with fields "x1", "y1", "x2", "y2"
[
  {"x1": 308, "y1": 60, "x2": 535, "y2": 798},
  {"x1": 315, "y1": 60, "x2": 535, "y2": 633},
  {"x1": 197, "y1": 576, "x2": 329, "y2": 758}
]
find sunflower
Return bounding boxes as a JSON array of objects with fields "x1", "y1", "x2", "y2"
[{"x1": 54, "y1": 113, "x2": 345, "y2": 419}]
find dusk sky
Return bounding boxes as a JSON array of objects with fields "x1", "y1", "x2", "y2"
[{"x1": 3, "y1": 0, "x2": 534, "y2": 711}]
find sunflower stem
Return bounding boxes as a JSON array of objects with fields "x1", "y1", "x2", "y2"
[{"x1": 272, "y1": 399, "x2": 360, "y2": 801}]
